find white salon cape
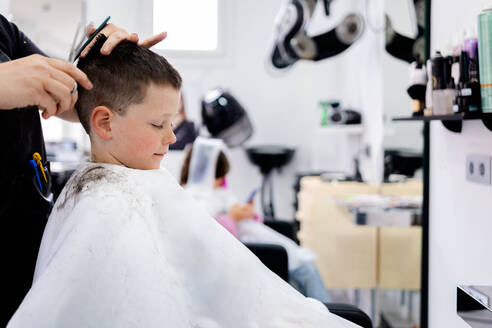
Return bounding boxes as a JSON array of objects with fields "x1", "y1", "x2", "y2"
[{"x1": 8, "y1": 162, "x2": 359, "y2": 328}]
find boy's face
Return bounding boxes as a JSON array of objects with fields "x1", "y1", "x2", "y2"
[{"x1": 109, "y1": 83, "x2": 180, "y2": 170}]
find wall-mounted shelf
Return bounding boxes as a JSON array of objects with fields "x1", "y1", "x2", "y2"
[
  {"x1": 392, "y1": 112, "x2": 492, "y2": 133},
  {"x1": 457, "y1": 285, "x2": 492, "y2": 327},
  {"x1": 315, "y1": 124, "x2": 363, "y2": 136}
]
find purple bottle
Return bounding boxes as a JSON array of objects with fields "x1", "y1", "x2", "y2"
[
  {"x1": 462, "y1": 37, "x2": 481, "y2": 111},
  {"x1": 463, "y1": 38, "x2": 478, "y2": 60}
]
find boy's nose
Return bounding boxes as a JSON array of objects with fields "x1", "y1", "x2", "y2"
[{"x1": 164, "y1": 129, "x2": 177, "y2": 145}]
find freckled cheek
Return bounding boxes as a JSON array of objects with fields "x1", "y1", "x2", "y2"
[{"x1": 122, "y1": 127, "x2": 159, "y2": 156}]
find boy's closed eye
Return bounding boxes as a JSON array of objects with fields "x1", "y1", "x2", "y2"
[{"x1": 151, "y1": 120, "x2": 172, "y2": 129}]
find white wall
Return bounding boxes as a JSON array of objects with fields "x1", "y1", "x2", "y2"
[
  {"x1": 9, "y1": 0, "x2": 84, "y2": 59},
  {"x1": 0, "y1": 0, "x2": 9, "y2": 15},
  {"x1": 429, "y1": 1, "x2": 492, "y2": 327}
]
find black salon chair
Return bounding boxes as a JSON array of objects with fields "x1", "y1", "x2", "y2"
[
  {"x1": 263, "y1": 220, "x2": 299, "y2": 244},
  {"x1": 244, "y1": 223, "x2": 372, "y2": 328},
  {"x1": 246, "y1": 243, "x2": 289, "y2": 281}
]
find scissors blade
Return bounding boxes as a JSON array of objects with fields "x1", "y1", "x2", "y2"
[{"x1": 69, "y1": 23, "x2": 83, "y2": 62}]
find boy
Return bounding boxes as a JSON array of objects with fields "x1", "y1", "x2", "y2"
[{"x1": 8, "y1": 36, "x2": 359, "y2": 327}]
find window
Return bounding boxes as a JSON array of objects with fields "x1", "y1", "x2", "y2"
[{"x1": 153, "y1": 0, "x2": 219, "y2": 52}]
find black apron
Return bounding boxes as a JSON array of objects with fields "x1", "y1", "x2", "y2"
[{"x1": 0, "y1": 49, "x2": 53, "y2": 326}]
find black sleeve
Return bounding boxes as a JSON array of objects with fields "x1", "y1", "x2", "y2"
[{"x1": 0, "y1": 14, "x2": 46, "y2": 59}]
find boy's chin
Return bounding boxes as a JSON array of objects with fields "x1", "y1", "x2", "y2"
[
  {"x1": 123, "y1": 159, "x2": 162, "y2": 170},
  {"x1": 132, "y1": 164, "x2": 161, "y2": 170}
]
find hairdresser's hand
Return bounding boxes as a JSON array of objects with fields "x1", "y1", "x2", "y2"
[
  {"x1": 139, "y1": 31, "x2": 167, "y2": 48},
  {"x1": 229, "y1": 203, "x2": 255, "y2": 222},
  {"x1": 80, "y1": 23, "x2": 168, "y2": 58},
  {"x1": 0, "y1": 54, "x2": 93, "y2": 119}
]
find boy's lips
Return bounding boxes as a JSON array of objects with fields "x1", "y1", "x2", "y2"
[{"x1": 153, "y1": 152, "x2": 166, "y2": 157}]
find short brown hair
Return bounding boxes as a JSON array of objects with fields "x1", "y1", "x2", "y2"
[
  {"x1": 75, "y1": 35, "x2": 182, "y2": 134},
  {"x1": 180, "y1": 146, "x2": 230, "y2": 186}
]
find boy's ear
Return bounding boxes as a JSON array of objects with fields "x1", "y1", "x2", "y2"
[{"x1": 91, "y1": 106, "x2": 114, "y2": 140}]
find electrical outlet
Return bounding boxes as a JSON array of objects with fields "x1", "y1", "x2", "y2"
[{"x1": 466, "y1": 155, "x2": 491, "y2": 185}]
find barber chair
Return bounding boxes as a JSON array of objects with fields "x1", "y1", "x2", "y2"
[
  {"x1": 326, "y1": 303, "x2": 373, "y2": 328},
  {"x1": 264, "y1": 220, "x2": 299, "y2": 244},
  {"x1": 245, "y1": 243, "x2": 289, "y2": 282},
  {"x1": 244, "y1": 222, "x2": 373, "y2": 328}
]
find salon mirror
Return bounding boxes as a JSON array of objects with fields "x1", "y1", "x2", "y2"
[{"x1": 376, "y1": 0, "x2": 427, "y2": 327}]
